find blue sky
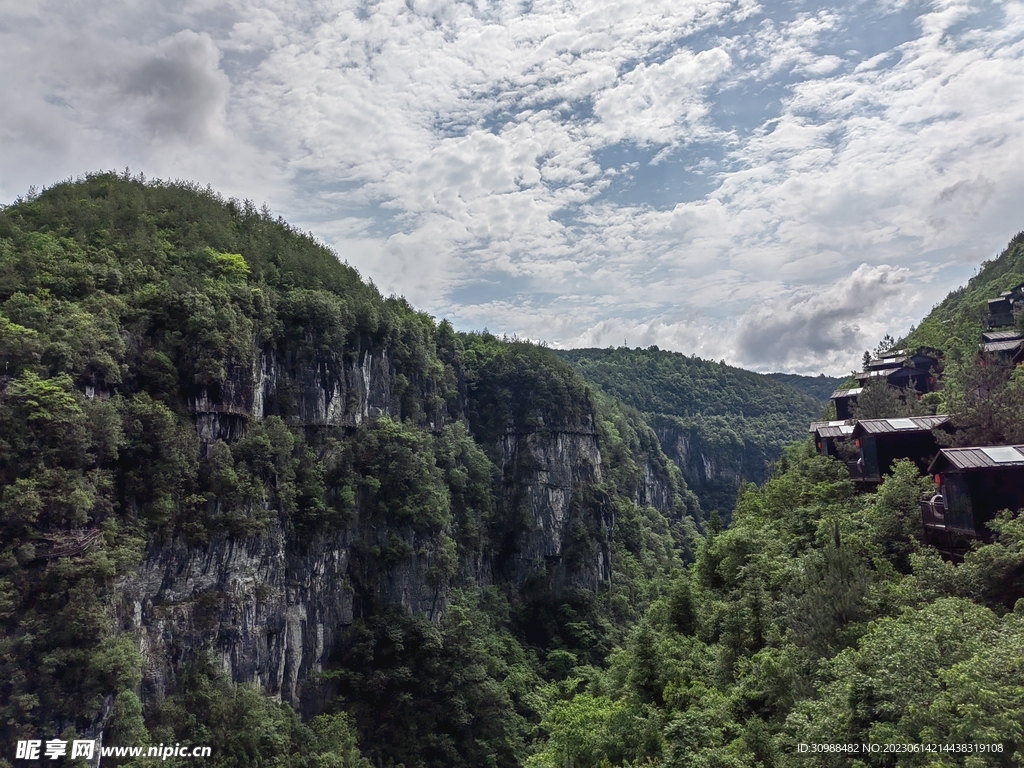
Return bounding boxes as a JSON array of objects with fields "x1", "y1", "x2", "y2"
[{"x1": 3, "y1": 0, "x2": 1024, "y2": 373}]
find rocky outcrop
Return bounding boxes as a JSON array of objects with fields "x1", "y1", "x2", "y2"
[
  {"x1": 636, "y1": 461, "x2": 674, "y2": 514},
  {"x1": 651, "y1": 415, "x2": 757, "y2": 518},
  {"x1": 187, "y1": 346, "x2": 403, "y2": 443},
  {"x1": 118, "y1": 514, "x2": 459, "y2": 711},
  {"x1": 118, "y1": 355, "x2": 623, "y2": 712},
  {"x1": 498, "y1": 422, "x2": 610, "y2": 592}
]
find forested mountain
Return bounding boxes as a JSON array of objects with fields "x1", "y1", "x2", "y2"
[
  {"x1": 763, "y1": 372, "x2": 845, "y2": 402},
  {"x1": 0, "y1": 174, "x2": 701, "y2": 767},
  {"x1": 555, "y1": 349, "x2": 835, "y2": 517},
  {"x1": 3, "y1": 175, "x2": 1024, "y2": 768},
  {"x1": 902, "y1": 231, "x2": 1024, "y2": 352},
  {"x1": 527, "y1": 235, "x2": 1024, "y2": 767}
]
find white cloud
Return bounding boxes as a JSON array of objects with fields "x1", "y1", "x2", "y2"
[
  {"x1": 2, "y1": 0, "x2": 1024, "y2": 375},
  {"x1": 734, "y1": 264, "x2": 910, "y2": 369},
  {"x1": 591, "y1": 47, "x2": 733, "y2": 145}
]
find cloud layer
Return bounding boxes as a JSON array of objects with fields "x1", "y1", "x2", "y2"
[{"x1": 3, "y1": 0, "x2": 1024, "y2": 373}]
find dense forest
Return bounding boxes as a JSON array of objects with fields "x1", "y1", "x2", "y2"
[
  {"x1": 763, "y1": 373, "x2": 845, "y2": 403},
  {"x1": 555, "y1": 349, "x2": 838, "y2": 517},
  {"x1": 0, "y1": 174, "x2": 701, "y2": 768},
  {"x1": 1, "y1": 175, "x2": 1023, "y2": 767}
]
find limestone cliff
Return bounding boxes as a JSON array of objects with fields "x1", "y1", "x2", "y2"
[
  {"x1": 0, "y1": 176, "x2": 700, "y2": 758},
  {"x1": 114, "y1": 341, "x2": 684, "y2": 714},
  {"x1": 650, "y1": 414, "x2": 755, "y2": 517}
]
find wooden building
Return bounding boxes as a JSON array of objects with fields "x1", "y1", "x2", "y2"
[
  {"x1": 853, "y1": 349, "x2": 939, "y2": 394},
  {"x1": 829, "y1": 348, "x2": 940, "y2": 420},
  {"x1": 866, "y1": 348, "x2": 938, "y2": 370},
  {"x1": 810, "y1": 420, "x2": 855, "y2": 457},
  {"x1": 983, "y1": 283, "x2": 1024, "y2": 329},
  {"x1": 830, "y1": 387, "x2": 863, "y2": 420},
  {"x1": 924, "y1": 445, "x2": 1024, "y2": 560},
  {"x1": 979, "y1": 329, "x2": 1024, "y2": 362},
  {"x1": 850, "y1": 415, "x2": 950, "y2": 483},
  {"x1": 810, "y1": 420, "x2": 861, "y2": 479}
]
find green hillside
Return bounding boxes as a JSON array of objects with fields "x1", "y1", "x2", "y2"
[
  {"x1": 555, "y1": 348, "x2": 832, "y2": 517},
  {"x1": 0, "y1": 173, "x2": 700, "y2": 768},
  {"x1": 4, "y1": 174, "x2": 1024, "y2": 768},
  {"x1": 764, "y1": 372, "x2": 845, "y2": 402},
  {"x1": 527, "y1": 448, "x2": 1024, "y2": 768},
  {"x1": 555, "y1": 348, "x2": 827, "y2": 417},
  {"x1": 894, "y1": 230, "x2": 1024, "y2": 449},
  {"x1": 903, "y1": 231, "x2": 1024, "y2": 353}
]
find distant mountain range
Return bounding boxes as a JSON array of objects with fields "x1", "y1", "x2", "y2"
[
  {"x1": 555, "y1": 348, "x2": 842, "y2": 517},
  {"x1": 763, "y1": 371, "x2": 847, "y2": 402}
]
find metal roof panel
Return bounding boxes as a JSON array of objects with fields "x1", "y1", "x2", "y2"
[
  {"x1": 809, "y1": 420, "x2": 849, "y2": 432},
  {"x1": 929, "y1": 445, "x2": 1024, "y2": 472},
  {"x1": 818, "y1": 425, "x2": 855, "y2": 438},
  {"x1": 831, "y1": 387, "x2": 863, "y2": 398},
  {"x1": 981, "y1": 330, "x2": 1022, "y2": 342},
  {"x1": 853, "y1": 415, "x2": 950, "y2": 436},
  {"x1": 867, "y1": 357, "x2": 906, "y2": 369},
  {"x1": 981, "y1": 446, "x2": 1024, "y2": 463},
  {"x1": 981, "y1": 340, "x2": 1024, "y2": 353}
]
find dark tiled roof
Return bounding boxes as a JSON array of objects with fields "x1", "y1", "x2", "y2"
[
  {"x1": 866, "y1": 358, "x2": 906, "y2": 370},
  {"x1": 854, "y1": 369, "x2": 892, "y2": 380},
  {"x1": 854, "y1": 368, "x2": 929, "y2": 383},
  {"x1": 852, "y1": 415, "x2": 950, "y2": 436},
  {"x1": 929, "y1": 445, "x2": 1024, "y2": 472},
  {"x1": 980, "y1": 339, "x2": 1024, "y2": 354}
]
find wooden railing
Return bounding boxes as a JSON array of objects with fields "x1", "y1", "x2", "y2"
[{"x1": 920, "y1": 497, "x2": 975, "y2": 562}]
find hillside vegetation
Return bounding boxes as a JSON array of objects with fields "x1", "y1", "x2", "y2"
[
  {"x1": 0, "y1": 174, "x2": 700, "y2": 768},
  {"x1": 903, "y1": 232, "x2": 1024, "y2": 353},
  {"x1": 527, "y1": 232, "x2": 1024, "y2": 767},
  {"x1": 555, "y1": 348, "x2": 837, "y2": 517},
  {"x1": 527, "y1": 449, "x2": 1024, "y2": 768},
  {"x1": 763, "y1": 372, "x2": 845, "y2": 402},
  {"x1": 2, "y1": 175, "x2": 1024, "y2": 768},
  {"x1": 898, "y1": 232, "x2": 1024, "y2": 447}
]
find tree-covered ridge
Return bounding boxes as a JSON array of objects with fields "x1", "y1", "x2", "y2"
[
  {"x1": 0, "y1": 174, "x2": 700, "y2": 767},
  {"x1": 555, "y1": 348, "x2": 826, "y2": 419},
  {"x1": 763, "y1": 372, "x2": 845, "y2": 403},
  {"x1": 902, "y1": 231, "x2": 1024, "y2": 353},
  {"x1": 527, "y1": 447, "x2": 1024, "y2": 767},
  {"x1": 555, "y1": 348, "x2": 831, "y2": 517}
]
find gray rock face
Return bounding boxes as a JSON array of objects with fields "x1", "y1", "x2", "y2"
[
  {"x1": 189, "y1": 347, "x2": 402, "y2": 437},
  {"x1": 498, "y1": 423, "x2": 610, "y2": 591},
  {"x1": 116, "y1": 347, "x2": 656, "y2": 712},
  {"x1": 651, "y1": 415, "x2": 760, "y2": 518},
  {"x1": 637, "y1": 461, "x2": 673, "y2": 513},
  {"x1": 119, "y1": 517, "x2": 461, "y2": 711}
]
